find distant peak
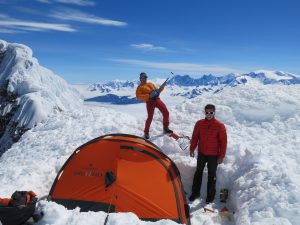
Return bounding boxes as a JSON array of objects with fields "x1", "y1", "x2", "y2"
[{"x1": 251, "y1": 70, "x2": 290, "y2": 77}]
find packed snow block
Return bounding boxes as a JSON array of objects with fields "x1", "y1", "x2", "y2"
[{"x1": 49, "y1": 133, "x2": 191, "y2": 225}]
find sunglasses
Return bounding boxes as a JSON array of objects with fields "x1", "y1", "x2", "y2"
[{"x1": 205, "y1": 111, "x2": 215, "y2": 115}]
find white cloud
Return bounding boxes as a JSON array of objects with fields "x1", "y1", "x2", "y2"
[
  {"x1": 35, "y1": 0, "x2": 95, "y2": 6},
  {"x1": 0, "y1": 14, "x2": 76, "y2": 32},
  {"x1": 131, "y1": 43, "x2": 167, "y2": 51},
  {"x1": 0, "y1": 19, "x2": 76, "y2": 32},
  {"x1": 14, "y1": 7, "x2": 45, "y2": 16},
  {"x1": 112, "y1": 59, "x2": 242, "y2": 75},
  {"x1": 0, "y1": 14, "x2": 9, "y2": 19},
  {"x1": 56, "y1": 0, "x2": 95, "y2": 6},
  {"x1": 51, "y1": 8, "x2": 127, "y2": 26},
  {"x1": 0, "y1": 28, "x2": 22, "y2": 34},
  {"x1": 35, "y1": 0, "x2": 51, "y2": 3}
]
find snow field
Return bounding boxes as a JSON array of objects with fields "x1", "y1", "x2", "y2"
[
  {"x1": 0, "y1": 81, "x2": 300, "y2": 225},
  {"x1": 141, "y1": 82, "x2": 300, "y2": 224}
]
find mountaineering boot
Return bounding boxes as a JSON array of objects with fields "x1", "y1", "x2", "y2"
[
  {"x1": 205, "y1": 196, "x2": 214, "y2": 204},
  {"x1": 189, "y1": 193, "x2": 199, "y2": 202},
  {"x1": 163, "y1": 126, "x2": 173, "y2": 134},
  {"x1": 144, "y1": 132, "x2": 150, "y2": 139}
]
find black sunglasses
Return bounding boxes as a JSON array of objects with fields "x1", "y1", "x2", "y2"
[{"x1": 205, "y1": 111, "x2": 215, "y2": 115}]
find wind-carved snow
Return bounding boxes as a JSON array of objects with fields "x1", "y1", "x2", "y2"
[
  {"x1": 0, "y1": 40, "x2": 81, "y2": 153},
  {"x1": 1, "y1": 77, "x2": 300, "y2": 224},
  {"x1": 167, "y1": 83, "x2": 300, "y2": 225}
]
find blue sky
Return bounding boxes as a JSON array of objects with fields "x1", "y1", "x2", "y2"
[{"x1": 0, "y1": 0, "x2": 300, "y2": 83}]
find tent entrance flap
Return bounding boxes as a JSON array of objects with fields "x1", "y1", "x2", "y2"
[{"x1": 105, "y1": 171, "x2": 116, "y2": 188}]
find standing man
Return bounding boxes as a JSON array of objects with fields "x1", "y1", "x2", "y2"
[
  {"x1": 136, "y1": 72, "x2": 173, "y2": 139},
  {"x1": 189, "y1": 104, "x2": 227, "y2": 203}
]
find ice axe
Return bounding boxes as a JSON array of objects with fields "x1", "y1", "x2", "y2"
[
  {"x1": 169, "y1": 133, "x2": 191, "y2": 151},
  {"x1": 158, "y1": 71, "x2": 175, "y2": 91},
  {"x1": 158, "y1": 77, "x2": 169, "y2": 92}
]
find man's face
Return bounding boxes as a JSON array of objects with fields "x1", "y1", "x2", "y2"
[
  {"x1": 140, "y1": 76, "x2": 147, "y2": 83},
  {"x1": 205, "y1": 108, "x2": 215, "y2": 120}
]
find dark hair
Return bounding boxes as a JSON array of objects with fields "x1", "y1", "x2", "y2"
[{"x1": 205, "y1": 104, "x2": 215, "y2": 111}]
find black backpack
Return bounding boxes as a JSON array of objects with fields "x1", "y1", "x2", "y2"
[
  {"x1": 0, "y1": 191, "x2": 38, "y2": 225},
  {"x1": 9, "y1": 191, "x2": 29, "y2": 207}
]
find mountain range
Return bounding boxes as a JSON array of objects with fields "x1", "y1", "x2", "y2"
[{"x1": 82, "y1": 70, "x2": 300, "y2": 104}]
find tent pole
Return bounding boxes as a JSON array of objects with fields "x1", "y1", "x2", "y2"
[{"x1": 103, "y1": 184, "x2": 116, "y2": 225}]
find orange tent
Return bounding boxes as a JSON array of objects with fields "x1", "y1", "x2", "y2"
[{"x1": 49, "y1": 134, "x2": 191, "y2": 224}]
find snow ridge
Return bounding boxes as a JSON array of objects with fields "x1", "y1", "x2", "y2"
[
  {"x1": 0, "y1": 40, "x2": 81, "y2": 154},
  {"x1": 1, "y1": 81, "x2": 300, "y2": 225}
]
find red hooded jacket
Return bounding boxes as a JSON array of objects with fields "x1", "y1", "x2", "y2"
[{"x1": 190, "y1": 118, "x2": 227, "y2": 158}]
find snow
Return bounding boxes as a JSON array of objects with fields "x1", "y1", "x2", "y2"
[
  {"x1": 72, "y1": 70, "x2": 300, "y2": 107},
  {"x1": 1, "y1": 81, "x2": 300, "y2": 225},
  {"x1": 253, "y1": 70, "x2": 293, "y2": 81},
  {"x1": 0, "y1": 40, "x2": 81, "y2": 128},
  {"x1": 1, "y1": 40, "x2": 300, "y2": 225}
]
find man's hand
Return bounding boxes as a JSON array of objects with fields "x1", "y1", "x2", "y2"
[
  {"x1": 149, "y1": 92, "x2": 155, "y2": 98},
  {"x1": 190, "y1": 151, "x2": 194, "y2": 158},
  {"x1": 149, "y1": 90, "x2": 159, "y2": 101},
  {"x1": 217, "y1": 158, "x2": 224, "y2": 164}
]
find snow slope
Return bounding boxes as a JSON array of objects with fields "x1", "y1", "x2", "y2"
[
  {"x1": 0, "y1": 40, "x2": 81, "y2": 154},
  {"x1": 1, "y1": 79, "x2": 300, "y2": 225}
]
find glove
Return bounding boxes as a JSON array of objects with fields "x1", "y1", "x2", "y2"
[
  {"x1": 217, "y1": 158, "x2": 224, "y2": 164},
  {"x1": 149, "y1": 90, "x2": 160, "y2": 101},
  {"x1": 190, "y1": 151, "x2": 194, "y2": 158}
]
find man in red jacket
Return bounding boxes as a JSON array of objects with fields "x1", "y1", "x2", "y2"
[{"x1": 189, "y1": 104, "x2": 227, "y2": 203}]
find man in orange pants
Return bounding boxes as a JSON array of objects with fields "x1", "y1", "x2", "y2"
[{"x1": 136, "y1": 72, "x2": 173, "y2": 139}]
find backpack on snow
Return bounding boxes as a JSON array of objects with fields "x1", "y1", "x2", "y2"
[
  {"x1": 9, "y1": 191, "x2": 30, "y2": 207},
  {"x1": 0, "y1": 191, "x2": 38, "y2": 225}
]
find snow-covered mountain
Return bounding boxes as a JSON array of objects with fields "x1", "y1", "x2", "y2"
[
  {"x1": 89, "y1": 80, "x2": 136, "y2": 92},
  {"x1": 1, "y1": 80, "x2": 300, "y2": 225},
  {"x1": 76, "y1": 70, "x2": 300, "y2": 104},
  {"x1": 169, "y1": 70, "x2": 300, "y2": 86},
  {"x1": 0, "y1": 40, "x2": 81, "y2": 155},
  {"x1": 85, "y1": 94, "x2": 142, "y2": 104},
  {"x1": 0, "y1": 40, "x2": 300, "y2": 225}
]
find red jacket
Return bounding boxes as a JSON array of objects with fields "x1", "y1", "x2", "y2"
[
  {"x1": 190, "y1": 118, "x2": 227, "y2": 158},
  {"x1": 0, "y1": 198, "x2": 11, "y2": 206}
]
